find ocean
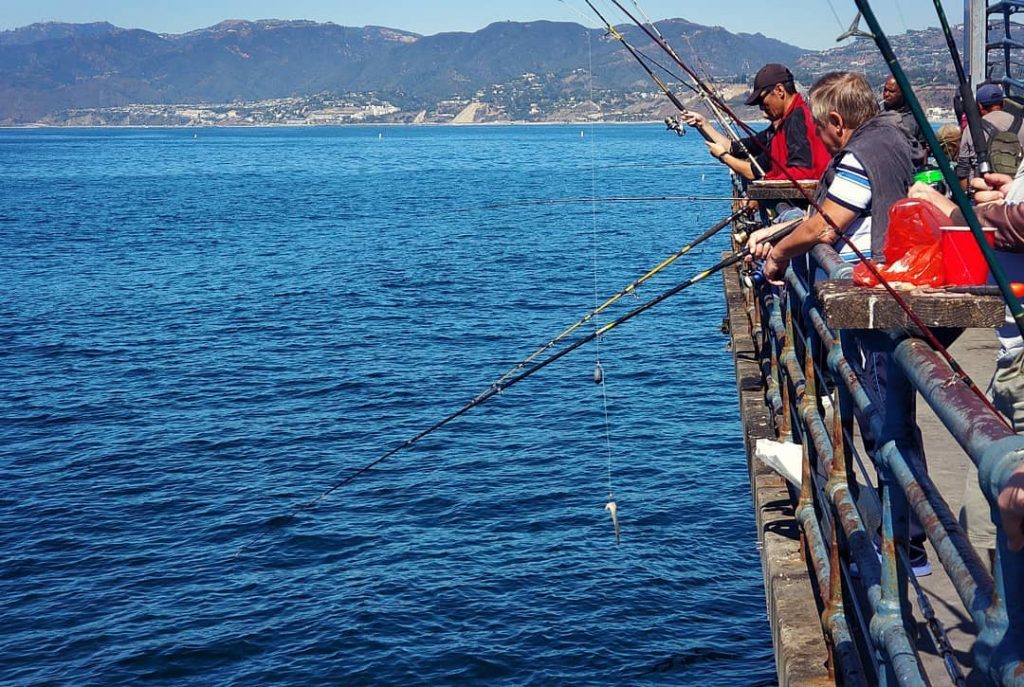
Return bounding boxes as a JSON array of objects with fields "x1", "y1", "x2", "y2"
[{"x1": 0, "y1": 125, "x2": 776, "y2": 685}]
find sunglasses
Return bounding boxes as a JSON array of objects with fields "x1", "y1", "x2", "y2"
[{"x1": 757, "y1": 86, "x2": 778, "y2": 105}]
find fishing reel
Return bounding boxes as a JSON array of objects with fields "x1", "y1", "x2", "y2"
[
  {"x1": 664, "y1": 116, "x2": 685, "y2": 137},
  {"x1": 742, "y1": 259, "x2": 767, "y2": 289},
  {"x1": 743, "y1": 269, "x2": 767, "y2": 289}
]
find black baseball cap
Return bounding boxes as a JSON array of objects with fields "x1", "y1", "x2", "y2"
[{"x1": 745, "y1": 64, "x2": 795, "y2": 105}]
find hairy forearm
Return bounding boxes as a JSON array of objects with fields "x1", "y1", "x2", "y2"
[{"x1": 770, "y1": 215, "x2": 837, "y2": 261}]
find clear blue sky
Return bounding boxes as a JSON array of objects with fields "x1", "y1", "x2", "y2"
[{"x1": 0, "y1": 0, "x2": 966, "y2": 51}]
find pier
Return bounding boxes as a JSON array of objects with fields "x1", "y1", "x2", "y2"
[{"x1": 722, "y1": 243, "x2": 1024, "y2": 685}]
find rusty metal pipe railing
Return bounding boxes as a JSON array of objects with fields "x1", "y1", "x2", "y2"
[
  {"x1": 803, "y1": 279, "x2": 870, "y2": 686},
  {"x1": 832, "y1": 340, "x2": 995, "y2": 626},
  {"x1": 761, "y1": 285, "x2": 921, "y2": 681},
  {"x1": 750, "y1": 241, "x2": 1024, "y2": 686},
  {"x1": 892, "y1": 339, "x2": 1024, "y2": 684},
  {"x1": 810, "y1": 244, "x2": 853, "y2": 280}
]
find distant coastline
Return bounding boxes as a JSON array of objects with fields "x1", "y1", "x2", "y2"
[
  {"x1": 0, "y1": 114, "x2": 960, "y2": 130},
  {"x1": 0, "y1": 119, "x2": 745, "y2": 130}
]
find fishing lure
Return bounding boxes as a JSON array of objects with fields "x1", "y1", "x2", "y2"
[{"x1": 605, "y1": 500, "x2": 620, "y2": 545}]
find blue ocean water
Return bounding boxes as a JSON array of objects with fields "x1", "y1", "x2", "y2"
[{"x1": 0, "y1": 125, "x2": 775, "y2": 685}]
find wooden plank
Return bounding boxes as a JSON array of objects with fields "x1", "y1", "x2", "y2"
[
  {"x1": 746, "y1": 180, "x2": 819, "y2": 201},
  {"x1": 721, "y1": 257, "x2": 834, "y2": 687},
  {"x1": 814, "y1": 279, "x2": 1006, "y2": 330}
]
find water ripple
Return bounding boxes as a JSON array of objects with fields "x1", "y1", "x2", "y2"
[{"x1": 0, "y1": 125, "x2": 773, "y2": 686}]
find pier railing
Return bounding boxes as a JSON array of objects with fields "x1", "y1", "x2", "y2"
[{"x1": 746, "y1": 244, "x2": 1024, "y2": 686}]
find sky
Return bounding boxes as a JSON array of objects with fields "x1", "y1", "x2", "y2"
[{"x1": 0, "y1": 0, "x2": 967, "y2": 51}]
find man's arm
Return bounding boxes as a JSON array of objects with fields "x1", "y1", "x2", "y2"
[
  {"x1": 706, "y1": 141, "x2": 755, "y2": 180},
  {"x1": 722, "y1": 154, "x2": 755, "y2": 181},
  {"x1": 681, "y1": 111, "x2": 732, "y2": 150},
  {"x1": 747, "y1": 199, "x2": 858, "y2": 281},
  {"x1": 765, "y1": 201, "x2": 859, "y2": 280}
]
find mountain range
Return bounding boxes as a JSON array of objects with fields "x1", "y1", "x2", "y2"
[{"x1": 0, "y1": 18, "x2": 963, "y2": 125}]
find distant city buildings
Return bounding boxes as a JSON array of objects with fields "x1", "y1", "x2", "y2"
[
  {"x1": 48, "y1": 95, "x2": 403, "y2": 127},
  {"x1": 35, "y1": 72, "x2": 958, "y2": 127}
]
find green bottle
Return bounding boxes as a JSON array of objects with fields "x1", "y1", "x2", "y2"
[{"x1": 914, "y1": 167, "x2": 947, "y2": 196}]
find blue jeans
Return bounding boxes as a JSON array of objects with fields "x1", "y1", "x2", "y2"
[{"x1": 841, "y1": 330, "x2": 925, "y2": 542}]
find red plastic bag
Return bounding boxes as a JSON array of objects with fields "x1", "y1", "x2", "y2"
[{"x1": 853, "y1": 198, "x2": 945, "y2": 287}]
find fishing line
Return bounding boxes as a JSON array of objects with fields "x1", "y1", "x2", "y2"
[
  {"x1": 579, "y1": 0, "x2": 711, "y2": 142},
  {"x1": 559, "y1": 1, "x2": 698, "y2": 97},
  {"x1": 680, "y1": 32, "x2": 716, "y2": 97},
  {"x1": 824, "y1": 0, "x2": 847, "y2": 33},
  {"x1": 586, "y1": 0, "x2": 764, "y2": 176},
  {"x1": 584, "y1": 28, "x2": 618, "y2": 514},
  {"x1": 893, "y1": 0, "x2": 909, "y2": 35},
  {"x1": 558, "y1": 0, "x2": 603, "y2": 29},
  {"x1": 465, "y1": 195, "x2": 742, "y2": 211},
  {"x1": 491, "y1": 207, "x2": 746, "y2": 388},
  {"x1": 629, "y1": 44, "x2": 701, "y2": 96},
  {"x1": 621, "y1": 0, "x2": 738, "y2": 140},
  {"x1": 564, "y1": 0, "x2": 700, "y2": 104},
  {"x1": 603, "y1": 0, "x2": 1015, "y2": 428},
  {"x1": 593, "y1": 162, "x2": 721, "y2": 171},
  {"x1": 231, "y1": 221, "x2": 800, "y2": 558},
  {"x1": 648, "y1": 23, "x2": 731, "y2": 136},
  {"x1": 630, "y1": 0, "x2": 716, "y2": 110}
]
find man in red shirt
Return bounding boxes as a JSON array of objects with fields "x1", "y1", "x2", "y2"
[{"x1": 684, "y1": 64, "x2": 831, "y2": 182}]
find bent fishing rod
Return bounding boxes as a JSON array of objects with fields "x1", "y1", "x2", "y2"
[
  {"x1": 605, "y1": 0, "x2": 1015, "y2": 425},
  {"x1": 234, "y1": 216, "x2": 791, "y2": 557},
  {"x1": 853, "y1": 0, "x2": 1024, "y2": 341}
]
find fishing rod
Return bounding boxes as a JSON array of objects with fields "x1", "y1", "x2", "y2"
[
  {"x1": 624, "y1": 0, "x2": 758, "y2": 174},
  {"x1": 606, "y1": 0, "x2": 749, "y2": 122},
  {"x1": 613, "y1": 37, "x2": 739, "y2": 144},
  {"x1": 557, "y1": 0, "x2": 702, "y2": 108},
  {"x1": 234, "y1": 213, "x2": 787, "y2": 557},
  {"x1": 622, "y1": 0, "x2": 740, "y2": 135},
  {"x1": 556, "y1": 0, "x2": 696, "y2": 102},
  {"x1": 853, "y1": 0, "x2": 1024, "y2": 342},
  {"x1": 605, "y1": 0, "x2": 1015, "y2": 425},
  {"x1": 493, "y1": 206, "x2": 748, "y2": 386},
  {"x1": 929, "y1": 0, "x2": 991, "y2": 175},
  {"x1": 468, "y1": 194, "x2": 742, "y2": 211},
  {"x1": 580, "y1": 0, "x2": 713, "y2": 144},
  {"x1": 579, "y1": 0, "x2": 769, "y2": 177}
]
